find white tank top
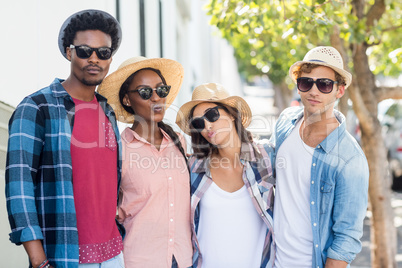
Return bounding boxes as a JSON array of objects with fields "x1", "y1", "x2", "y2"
[
  {"x1": 274, "y1": 120, "x2": 314, "y2": 268},
  {"x1": 197, "y1": 182, "x2": 267, "y2": 268}
]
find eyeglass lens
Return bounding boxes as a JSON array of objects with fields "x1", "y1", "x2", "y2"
[
  {"x1": 71, "y1": 45, "x2": 113, "y2": 60},
  {"x1": 135, "y1": 85, "x2": 171, "y2": 100},
  {"x1": 297, "y1": 77, "x2": 337, "y2": 94},
  {"x1": 191, "y1": 106, "x2": 221, "y2": 132}
]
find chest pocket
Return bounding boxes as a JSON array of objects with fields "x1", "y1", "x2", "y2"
[
  {"x1": 103, "y1": 122, "x2": 117, "y2": 151},
  {"x1": 320, "y1": 180, "x2": 334, "y2": 214}
]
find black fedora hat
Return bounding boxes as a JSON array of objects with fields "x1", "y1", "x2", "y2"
[{"x1": 58, "y1": 9, "x2": 122, "y2": 59}]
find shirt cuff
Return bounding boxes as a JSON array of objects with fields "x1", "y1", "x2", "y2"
[
  {"x1": 326, "y1": 247, "x2": 354, "y2": 264},
  {"x1": 9, "y1": 226, "x2": 44, "y2": 245}
]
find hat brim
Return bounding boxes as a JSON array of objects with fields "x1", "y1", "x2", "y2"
[
  {"x1": 97, "y1": 58, "x2": 184, "y2": 123},
  {"x1": 58, "y1": 9, "x2": 122, "y2": 60},
  {"x1": 289, "y1": 60, "x2": 352, "y2": 89},
  {"x1": 176, "y1": 96, "x2": 252, "y2": 135}
]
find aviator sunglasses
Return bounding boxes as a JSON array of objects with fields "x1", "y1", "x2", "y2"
[
  {"x1": 128, "y1": 85, "x2": 171, "y2": 100},
  {"x1": 297, "y1": 77, "x2": 338, "y2": 94},
  {"x1": 69, "y1": 45, "x2": 113, "y2": 60},
  {"x1": 190, "y1": 106, "x2": 223, "y2": 132}
]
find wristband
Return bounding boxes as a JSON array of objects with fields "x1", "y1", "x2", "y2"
[{"x1": 37, "y1": 259, "x2": 49, "y2": 268}]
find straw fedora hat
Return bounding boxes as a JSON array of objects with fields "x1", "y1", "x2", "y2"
[
  {"x1": 289, "y1": 46, "x2": 352, "y2": 89},
  {"x1": 58, "y1": 9, "x2": 122, "y2": 59},
  {"x1": 176, "y1": 83, "x2": 252, "y2": 135},
  {"x1": 97, "y1": 56, "x2": 184, "y2": 123}
]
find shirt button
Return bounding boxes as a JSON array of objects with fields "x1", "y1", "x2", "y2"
[
  {"x1": 168, "y1": 177, "x2": 172, "y2": 180},
  {"x1": 313, "y1": 223, "x2": 317, "y2": 226},
  {"x1": 311, "y1": 181, "x2": 314, "y2": 184},
  {"x1": 321, "y1": 187, "x2": 324, "y2": 190},
  {"x1": 315, "y1": 244, "x2": 318, "y2": 248},
  {"x1": 317, "y1": 145, "x2": 321, "y2": 148},
  {"x1": 312, "y1": 163, "x2": 316, "y2": 167},
  {"x1": 170, "y1": 203, "x2": 174, "y2": 207},
  {"x1": 311, "y1": 201, "x2": 315, "y2": 205},
  {"x1": 170, "y1": 218, "x2": 174, "y2": 222},
  {"x1": 261, "y1": 213, "x2": 264, "y2": 217},
  {"x1": 170, "y1": 239, "x2": 173, "y2": 242}
]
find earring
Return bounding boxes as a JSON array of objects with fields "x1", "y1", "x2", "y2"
[{"x1": 126, "y1": 102, "x2": 130, "y2": 106}]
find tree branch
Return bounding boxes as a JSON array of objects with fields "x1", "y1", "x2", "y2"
[
  {"x1": 366, "y1": 41, "x2": 381, "y2": 47},
  {"x1": 383, "y1": 24, "x2": 402, "y2": 33},
  {"x1": 366, "y1": 0, "x2": 386, "y2": 28},
  {"x1": 351, "y1": 0, "x2": 365, "y2": 18},
  {"x1": 375, "y1": 86, "x2": 402, "y2": 102},
  {"x1": 330, "y1": 25, "x2": 373, "y2": 130}
]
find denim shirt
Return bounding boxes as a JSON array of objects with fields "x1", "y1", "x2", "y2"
[{"x1": 271, "y1": 107, "x2": 369, "y2": 268}]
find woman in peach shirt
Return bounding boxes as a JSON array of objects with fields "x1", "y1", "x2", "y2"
[{"x1": 98, "y1": 57, "x2": 192, "y2": 268}]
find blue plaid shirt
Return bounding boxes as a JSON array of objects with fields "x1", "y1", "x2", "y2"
[
  {"x1": 5, "y1": 78, "x2": 123, "y2": 267},
  {"x1": 189, "y1": 142, "x2": 276, "y2": 268}
]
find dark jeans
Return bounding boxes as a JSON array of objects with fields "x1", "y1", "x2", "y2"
[{"x1": 171, "y1": 255, "x2": 178, "y2": 268}]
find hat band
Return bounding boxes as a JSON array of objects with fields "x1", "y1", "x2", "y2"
[
  {"x1": 308, "y1": 59, "x2": 325, "y2": 63},
  {"x1": 307, "y1": 59, "x2": 345, "y2": 70}
]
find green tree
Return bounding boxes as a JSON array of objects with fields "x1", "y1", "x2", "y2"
[{"x1": 206, "y1": 0, "x2": 402, "y2": 267}]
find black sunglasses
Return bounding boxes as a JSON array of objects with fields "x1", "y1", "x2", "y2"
[
  {"x1": 70, "y1": 45, "x2": 113, "y2": 60},
  {"x1": 128, "y1": 85, "x2": 171, "y2": 100},
  {"x1": 190, "y1": 106, "x2": 223, "y2": 132},
  {"x1": 297, "y1": 77, "x2": 338, "y2": 94}
]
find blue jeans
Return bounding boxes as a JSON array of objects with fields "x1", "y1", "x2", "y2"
[
  {"x1": 78, "y1": 252, "x2": 124, "y2": 268},
  {"x1": 172, "y1": 255, "x2": 192, "y2": 268},
  {"x1": 172, "y1": 255, "x2": 178, "y2": 268}
]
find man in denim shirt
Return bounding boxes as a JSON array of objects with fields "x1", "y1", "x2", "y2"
[{"x1": 271, "y1": 46, "x2": 369, "y2": 268}]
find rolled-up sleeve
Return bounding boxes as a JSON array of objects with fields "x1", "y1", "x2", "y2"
[
  {"x1": 6, "y1": 97, "x2": 45, "y2": 245},
  {"x1": 327, "y1": 153, "x2": 369, "y2": 263}
]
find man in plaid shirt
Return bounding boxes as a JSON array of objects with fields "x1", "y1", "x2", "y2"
[{"x1": 6, "y1": 10, "x2": 124, "y2": 268}]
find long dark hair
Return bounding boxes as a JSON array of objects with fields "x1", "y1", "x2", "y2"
[
  {"x1": 189, "y1": 102, "x2": 253, "y2": 158},
  {"x1": 119, "y1": 68, "x2": 188, "y2": 168}
]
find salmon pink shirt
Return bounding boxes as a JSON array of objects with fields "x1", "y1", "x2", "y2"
[{"x1": 118, "y1": 127, "x2": 193, "y2": 268}]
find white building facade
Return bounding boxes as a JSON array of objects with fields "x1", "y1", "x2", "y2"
[{"x1": 0, "y1": 0, "x2": 242, "y2": 266}]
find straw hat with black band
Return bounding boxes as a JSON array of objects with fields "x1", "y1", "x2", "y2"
[
  {"x1": 176, "y1": 83, "x2": 252, "y2": 135},
  {"x1": 289, "y1": 46, "x2": 352, "y2": 89},
  {"x1": 97, "y1": 56, "x2": 184, "y2": 123},
  {"x1": 58, "y1": 9, "x2": 122, "y2": 60}
]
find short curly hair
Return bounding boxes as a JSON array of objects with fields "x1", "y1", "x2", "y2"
[{"x1": 62, "y1": 11, "x2": 120, "y2": 53}]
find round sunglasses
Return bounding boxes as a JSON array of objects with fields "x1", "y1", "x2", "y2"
[
  {"x1": 70, "y1": 44, "x2": 113, "y2": 60},
  {"x1": 190, "y1": 106, "x2": 223, "y2": 132},
  {"x1": 128, "y1": 85, "x2": 171, "y2": 100},
  {"x1": 297, "y1": 77, "x2": 338, "y2": 94}
]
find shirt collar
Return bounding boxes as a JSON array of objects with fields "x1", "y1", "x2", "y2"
[
  {"x1": 290, "y1": 108, "x2": 346, "y2": 153},
  {"x1": 191, "y1": 141, "x2": 263, "y2": 174},
  {"x1": 319, "y1": 110, "x2": 346, "y2": 153},
  {"x1": 50, "y1": 78, "x2": 107, "y2": 103},
  {"x1": 122, "y1": 127, "x2": 171, "y2": 146},
  {"x1": 50, "y1": 78, "x2": 69, "y2": 98}
]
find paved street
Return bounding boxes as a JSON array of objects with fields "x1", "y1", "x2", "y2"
[{"x1": 352, "y1": 190, "x2": 402, "y2": 267}]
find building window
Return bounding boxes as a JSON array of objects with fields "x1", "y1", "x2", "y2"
[
  {"x1": 139, "y1": 0, "x2": 146, "y2": 56},
  {"x1": 159, "y1": 0, "x2": 163, "y2": 57}
]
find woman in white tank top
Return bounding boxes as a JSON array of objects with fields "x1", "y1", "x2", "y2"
[{"x1": 176, "y1": 83, "x2": 276, "y2": 268}]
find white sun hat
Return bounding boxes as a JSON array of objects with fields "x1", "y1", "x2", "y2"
[
  {"x1": 176, "y1": 83, "x2": 252, "y2": 135},
  {"x1": 289, "y1": 46, "x2": 352, "y2": 89}
]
